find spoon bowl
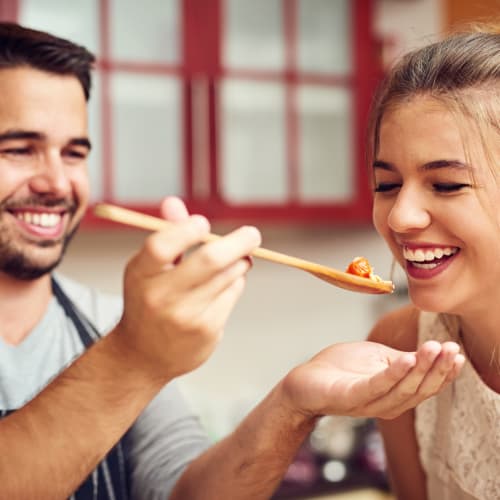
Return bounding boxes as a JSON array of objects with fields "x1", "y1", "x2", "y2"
[{"x1": 94, "y1": 204, "x2": 394, "y2": 295}]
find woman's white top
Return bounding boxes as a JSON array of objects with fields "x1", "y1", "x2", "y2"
[{"x1": 415, "y1": 311, "x2": 500, "y2": 500}]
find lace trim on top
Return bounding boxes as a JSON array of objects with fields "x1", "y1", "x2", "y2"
[{"x1": 415, "y1": 312, "x2": 500, "y2": 500}]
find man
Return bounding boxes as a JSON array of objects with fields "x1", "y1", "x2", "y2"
[{"x1": 0, "y1": 22, "x2": 463, "y2": 499}]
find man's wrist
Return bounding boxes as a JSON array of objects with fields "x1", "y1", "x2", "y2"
[{"x1": 100, "y1": 327, "x2": 172, "y2": 389}]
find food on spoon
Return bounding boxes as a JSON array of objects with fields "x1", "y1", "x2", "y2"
[{"x1": 346, "y1": 256, "x2": 382, "y2": 282}]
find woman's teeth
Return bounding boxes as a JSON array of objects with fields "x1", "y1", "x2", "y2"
[
  {"x1": 403, "y1": 246, "x2": 458, "y2": 269},
  {"x1": 15, "y1": 212, "x2": 61, "y2": 228}
]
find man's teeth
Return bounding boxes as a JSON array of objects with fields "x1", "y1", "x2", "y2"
[
  {"x1": 15, "y1": 212, "x2": 61, "y2": 228},
  {"x1": 403, "y1": 246, "x2": 458, "y2": 263}
]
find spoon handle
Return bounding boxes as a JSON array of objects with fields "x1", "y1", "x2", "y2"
[
  {"x1": 93, "y1": 203, "x2": 393, "y2": 294},
  {"x1": 94, "y1": 204, "x2": 329, "y2": 267}
]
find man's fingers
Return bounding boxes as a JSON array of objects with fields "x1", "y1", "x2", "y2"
[
  {"x1": 197, "y1": 275, "x2": 248, "y2": 336},
  {"x1": 160, "y1": 197, "x2": 193, "y2": 265},
  {"x1": 187, "y1": 258, "x2": 252, "y2": 301},
  {"x1": 160, "y1": 196, "x2": 190, "y2": 221},
  {"x1": 175, "y1": 225, "x2": 261, "y2": 287},
  {"x1": 130, "y1": 215, "x2": 210, "y2": 276}
]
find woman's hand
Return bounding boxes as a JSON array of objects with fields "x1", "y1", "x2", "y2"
[{"x1": 281, "y1": 340, "x2": 464, "y2": 420}]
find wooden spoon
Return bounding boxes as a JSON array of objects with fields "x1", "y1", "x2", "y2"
[{"x1": 94, "y1": 203, "x2": 394, "y2": 295}]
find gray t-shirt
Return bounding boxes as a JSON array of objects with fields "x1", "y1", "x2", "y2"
[{"x1": 0, "y1": 274, "x2": 211, "y2": 499}]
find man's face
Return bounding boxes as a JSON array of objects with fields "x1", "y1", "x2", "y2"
[{"x1": 0, "y1": 67, "x2": 90, "y2": 280}]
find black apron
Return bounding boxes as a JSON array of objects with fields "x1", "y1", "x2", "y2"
[{"x1": 0, "y1": 278, "x2": 130, "y2": 500}]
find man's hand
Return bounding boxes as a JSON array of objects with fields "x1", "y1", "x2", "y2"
[
  {"x1": 281, "y1": 340, "x2": 465, "y2": 420},
  {"x1": 115, "y1": 197, "x2": 261, "y2": 381}
]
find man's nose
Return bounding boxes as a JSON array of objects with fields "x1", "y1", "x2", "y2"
[
  {"x1": 28, "y1": 153, "x2": 71, "y2": 196},
  {"x1": 387, "y1": 186, "x2": 431, "y2": 233}
]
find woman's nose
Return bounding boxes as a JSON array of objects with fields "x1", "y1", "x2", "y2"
[{"x1": 387, "y1": 187, "x2": 431, "y2": 233}]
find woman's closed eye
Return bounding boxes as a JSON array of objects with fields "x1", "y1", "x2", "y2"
[
  {"x1": 433, "y1": 183, "x2": 471, "y2": 193},
  {"x1": 374, "y1": 182, "x2": 401, "y2": 193}
]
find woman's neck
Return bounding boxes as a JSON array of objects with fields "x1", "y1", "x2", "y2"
[{"x1": 459, "y1": 315, "x2": 500, "y2": 394}]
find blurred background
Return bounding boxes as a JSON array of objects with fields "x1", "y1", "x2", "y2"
[{"x1": 2, "y1": 0, "x2": 496, "y2": 498}]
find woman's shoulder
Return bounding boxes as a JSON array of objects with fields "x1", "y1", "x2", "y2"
[{"x1": 368, "y1": 304, "x2": 420, "y2": 351}]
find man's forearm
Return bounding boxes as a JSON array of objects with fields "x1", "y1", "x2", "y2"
[
  {"x1": 170, "y1": 381, "x2": 317, "y2": 500},
  {"x1": 0, "y1": 328, "x2": 168, "y2": 500}
]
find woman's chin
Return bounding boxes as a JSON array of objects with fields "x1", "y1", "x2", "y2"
[{"x1": 408, "y1": 288, "x2": 453, "y2": 314}]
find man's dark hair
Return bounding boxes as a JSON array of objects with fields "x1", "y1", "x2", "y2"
[{"x1": 0, "y1": 22, "x2": 95, "y2": 100}]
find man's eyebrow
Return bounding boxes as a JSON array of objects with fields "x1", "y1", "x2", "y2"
[
  {"x1": 372, "y1": 159, "x2": 472, "y2": 171},
  {"x1": 69, "y1": 137, "x2": 92, "y2": 151},
  {"x1": 0, "y1": 130, "x2": 44, "y2": 143},
  {"x1": 0, "y1": 129, "x2": 91, "y2": 151}
]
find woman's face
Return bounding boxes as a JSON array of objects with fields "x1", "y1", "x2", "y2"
[{"x1": 372, "y1": 96, "x2": 500, "y2": 314}]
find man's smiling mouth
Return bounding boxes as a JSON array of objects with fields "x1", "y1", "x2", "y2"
[{"x1": 12, "y1": 210, "x2": 62, "y2": 228}]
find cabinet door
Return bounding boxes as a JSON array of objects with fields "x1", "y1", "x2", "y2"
[
  {"x1": 14, "y1": 0, "x2": 379, "y2": 223},
  {"x1": 216, "y1": 0, "x2": 377, "y2": 221},
  {"x1": 17, "y1": 0, "x2": 185, "y2": 208},
  {"x1": 18, "y1": 0, "x2": 105, "y2": 201}
]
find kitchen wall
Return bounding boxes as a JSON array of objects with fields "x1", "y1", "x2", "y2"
[{"x1": 59, "y1": 0, "x2": 444, "y2": 439}]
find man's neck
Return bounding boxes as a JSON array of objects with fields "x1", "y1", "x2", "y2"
[{"x1": 0, "y1": 273, "x2": 53, "y2": 345}]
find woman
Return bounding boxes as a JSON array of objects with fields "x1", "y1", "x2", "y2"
[{"x1": 368, "y1": 23, "x2": 500, "y2": 500}]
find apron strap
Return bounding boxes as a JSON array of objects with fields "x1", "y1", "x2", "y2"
[
  {"x1": 51, "y1": 277, "x2": 100, "y2": 348},
  {"x1": 51, "y1": 276, "x2": 129, "y2": 500},
  {"x1": 1, "y1": 278, "x2": 130, "y2": 499}
]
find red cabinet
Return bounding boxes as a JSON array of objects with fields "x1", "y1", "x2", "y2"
[{"x1": 11, "y1": 0, "x2": 381, "y2": 224}]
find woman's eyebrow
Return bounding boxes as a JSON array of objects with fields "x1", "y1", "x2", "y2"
[
  {"x1": 372, "y1": 159, "x2": 472, "y2": 172},
  {"x1": 372, "y1": 160, "x2": 394, "y2": 171},
  {"x1": 420, "y1": 159, "x2": 471, "y2": 171}
]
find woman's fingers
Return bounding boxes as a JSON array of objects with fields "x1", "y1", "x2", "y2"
[
  {"x1": 413, "y1": 342, "x2": 460, "y2": 396},
  {"x1": 447, "y1": 353, "x2": 466, "y2": 381},
  {"x1": 366, "y1": 342, "x2": 464, "y2": 418},
  {"x1": 363, "y1": 351, "x2": 417, "y2": 402}
]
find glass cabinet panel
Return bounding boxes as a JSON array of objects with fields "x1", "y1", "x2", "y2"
[
  {"x1": 19, "y1": 0, "x2": 100, "y2": 55},
  {"x1": 87, "y1": 72, "x2": 103, "y2": 202},
  {"x1": 223, "y1": 0, "x2": 285, "y2": 71},
  {"x1": 297, "y1": 85, "x2": 353, "y2": 202},
  {"x1": 111, "y1": 73, "x2": 183, "y2": 203},
  {"x1": 220, "y1": 80, "x2": 287, "y2": 203},
  {"x1": 14, "y1": 0, "x2": 375, "y2": 222},
  {"x1": 109, "y1": 0, "x2": 180, "y2": 63},
  {"x1": 297, "y1": 0, "x2": 352, "y2": 74}
]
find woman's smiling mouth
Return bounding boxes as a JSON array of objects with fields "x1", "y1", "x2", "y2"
[{"x1": 403, "y1": 245, "x2": 460, "y2": 277}]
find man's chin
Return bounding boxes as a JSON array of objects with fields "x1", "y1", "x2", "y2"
[
  {"x1": 0, "y1": 221, "x2": 79, "y2": 281},
  {"x1": 2, "y1": 256, "x2": 63, "y2": 280}
]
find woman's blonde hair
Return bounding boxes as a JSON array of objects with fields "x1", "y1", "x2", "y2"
[{"x1": 367, "y1": 22, "x2": 500, "y2": 169}]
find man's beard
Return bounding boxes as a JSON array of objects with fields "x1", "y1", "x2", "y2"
[
  {"x1": 0, "y1": 196, "x2": 80, "y2": 280},
  {"x1": 0, "y1": 223, "x2": 80, "y2": 280}
]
